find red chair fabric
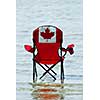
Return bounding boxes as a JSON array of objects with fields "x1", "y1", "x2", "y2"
[
  {"x1": 34, "y1": 43, "x2": 61, "y2": 64},
  {"x1": 33, "y1": 26, "x2": 63, "y2": 64}
]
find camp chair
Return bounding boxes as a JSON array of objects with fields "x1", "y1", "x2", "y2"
[{"x1": 24, "y1": 25, "x2": 74, "y2": 82}]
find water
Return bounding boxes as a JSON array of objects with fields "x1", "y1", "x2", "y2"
[{"x1": 16, "y1": 0, "x2": 83, "y2": 100}]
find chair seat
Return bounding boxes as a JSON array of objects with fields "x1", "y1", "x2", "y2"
[
  {"x1": 34, "y1": 55, "x2": 61, "y2": 64},
  {"x1": 34, "y1": 43, "x2": 63, "y2": 64}
]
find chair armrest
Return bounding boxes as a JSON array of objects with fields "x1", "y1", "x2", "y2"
[
  {"x1": 62, "y1": 44, "x2": 75, "y2": 56},
  {"x1": 62, "y1": 48, "x2": 67, "y2": 52},
  {"x1": 24, "y1": 45, "x2": 35, "y2": 53},
  {"x1": 67, "y1": 44, "x2": 75, "y2": 55}
]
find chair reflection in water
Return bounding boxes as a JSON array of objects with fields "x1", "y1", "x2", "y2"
[
  {"x1": 24, "y1": 25, "x2": 74, "y2": 82},
  {"x1": 32, "y1": 83, "x2": 64, "y2": 100},
  {"x1": 33, "y1": 90, "x2": 64, "y2": 100}
]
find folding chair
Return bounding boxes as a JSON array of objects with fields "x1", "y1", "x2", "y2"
[{"x1": 24, "y1": 25, "x2": 74, "y2": 82}]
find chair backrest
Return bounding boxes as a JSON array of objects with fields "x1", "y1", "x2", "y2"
[
  {"x1": 33, "y1": 25, "x2": 63, "y2": 43},
  {"x1": 33, "y1": 25, "x2": 63, "y2": 64}
]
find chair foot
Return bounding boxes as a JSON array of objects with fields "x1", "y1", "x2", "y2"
[
  {"x1": 33, "y1": 70, "x2": 37, "y2": 82},
  {"x1": 33, "y1": 80, "x2": 36, "y2": 83},
  {"x1": 61, "y1": 79, "x2": 64, "y2": 84}
]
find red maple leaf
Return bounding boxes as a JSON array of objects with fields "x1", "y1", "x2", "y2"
[{"x1": 40, "y1": 28, "x2": 54, "y2": 39}]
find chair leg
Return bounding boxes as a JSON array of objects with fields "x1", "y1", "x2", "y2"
[
  {"x1": 61, "y1": 60, "x2": 64, "y2": 83},
  {"x1": 35, "y1": 63, "x2": 38, "y2": 79},
  {"x1": 45, "y1": 64, "x2": 57, "y2": 75},
  {"x1": 33, "y1": 60, "x2": 37, "y2": 82},
  {"x1": 37, "y1": 63, "x2": 56, "y2": 80},
  {"x1": 40, "y1": 61, "x2": 59, "y2": 80}
]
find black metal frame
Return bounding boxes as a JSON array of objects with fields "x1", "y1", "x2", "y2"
[
  {"x1": 33, "y1": 39, "x2": 37, "y2": 82},
  {"x1": 60, "y1": 38, "x2": 64, "y2": 82}
]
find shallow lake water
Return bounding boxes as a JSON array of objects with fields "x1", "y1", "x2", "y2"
[{"x1": 16, "y1": 0, "x2": 83, "y2": 100}]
